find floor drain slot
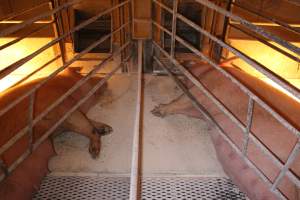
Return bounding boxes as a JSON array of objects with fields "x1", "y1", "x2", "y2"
[{"x1": 33, "y1": 176, "x2": 247, "y2": 200}]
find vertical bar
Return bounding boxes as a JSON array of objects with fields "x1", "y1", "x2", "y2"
[
  {"x1": 28, "y1": 93, "x2": 35, "y2": 153},
  {"x1": 110, "y1": 0, "x2": 114, "y2": 54},
  {"x1": 220, "y1": 0, "x2": 232, "y2": 58},
  {"x1": 0, "y1": 159, "x2": 8, "y2": 177},
  {"x1": 170, "y1": 0, "x2": 178, "y2": 57},
  {"x1": 129, "y1": 40, "x2": 143, "y2": 200},
  {"x1": 50, "y1": 0, "x2": 67, "y2": 64},
  {"x1": 243, "y1": 97, "x2": 254, "y2": 155},
  {"x1": 271, "y1": 142, "x2": 300, "y2": 190}
]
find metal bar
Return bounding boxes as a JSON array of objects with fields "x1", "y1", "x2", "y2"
[
  {"x1": 0, "y1": 150, "x2": 31, "y2": 181},
  {"x1": 152, "y1": 0, "x2": 300, "y2": 100},
  {"x1": 282, "y1": 0, "x2": 300, "y2": 7},
  {"x1": 33, "y1": 44, "x2": 131, "y2": 150},
  {"x1": 0, "y1": 0, "x2": 83, "y2": 37},
  {"x1": 0, "y1": 0, "x2": 130, "y2": 81},
  {"x1": 0, "y1": 21, "x2": 54, "y2": 51},
  {"x1": 0, "y1": 2, "x2": 50, "y2": 22},
  {"x1": 0, "y1": 159, "x2": 8, "y2": 177},
  {"x1": 8, "y1": 55, "x2": 62, "y2": 89},
  {"x1": 0, "y1": 20, "x2": 130, "y2": 119},
  {"x1": 194, "y1": 0, "x2": 300, "y2": 56},
  {"x1": 153, "y1": 51, "x2": 286, "y2": 200},
  {"x1": 153, "y1": 40, "x2": 300, "y2": 189},
  {"x1": 271, "y1": 141, "x2": 300, "y2": 190},
  {"x1": 221, "y1": 0, "x2": 232, "y2": 42},
  {"x1": 248, "y1": 133, "x2": 300, "y2": 188},
  {"x1": 0, "y1": 42, "x2": 131, "y2": 183},
  {"x1": 0, "y1": 23, "x2": 130, "y2": 156},
  {"x1": 28, "y1": 93, "x2": 35, "y2": 153},
  {"x1": 175, "y1": 12, "x2": 300, "y2": 101},
  {"x1": 129, "y1": 40, "x2": 143, "y2": 200},
  {"x1": 152, "y1": 20, "x2": 300, "y2": 138},
  {"x1": 230, "y1": 23, "x2": 300, "y2": 64},
  {"x1": 50, "y1": 0, "x2": 67, "y2": 64},
  {"x1": 152, "y1": 23, "x2": 246, "y2": 132},
  {"x1": 232, "y1": 1, "x2": 300, "y2": 36},
  {"x1": 152, "y1": 18, "x2": 300, "y2": 138},
  {"x1": 243, "y1": 98, "x2": 254, "y2": 155},
  {"x1": 152, "y1": 0, "x2": 172, "y2": 14},
  {"x1": 170, "y1": 0, "x2": 178, "y2": 57}
]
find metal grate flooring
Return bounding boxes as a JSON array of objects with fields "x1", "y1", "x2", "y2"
[{"x1": 33, "y1": 176, "x2": 247, "y2": 200}]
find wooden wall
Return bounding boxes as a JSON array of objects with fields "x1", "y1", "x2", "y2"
[{"x1": 132, "y1": 0, "x2": 152, "y2": 39}]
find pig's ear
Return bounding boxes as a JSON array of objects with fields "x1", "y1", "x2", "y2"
[{"x1": 69, "y1": 67, "x2": 84, "y2": 73}]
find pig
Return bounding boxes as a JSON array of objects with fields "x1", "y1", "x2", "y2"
[
  {"x1": 152, "y1": 61, "x2": 300, "y2": 200},
  {"x1": 0, "y1": 67, "x2": 112, "y2": 200}
]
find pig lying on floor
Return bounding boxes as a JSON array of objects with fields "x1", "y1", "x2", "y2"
[
  {"x1": 152, "y1": 61, "x2": 300, "y2": 200},
  {"x1": 0, "y1": 68, "x2": 112, "y2": 200}
]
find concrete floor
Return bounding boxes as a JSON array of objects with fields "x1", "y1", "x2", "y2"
[{"x1": 49, "y1": 73, "x2": 226, "y2": 177}]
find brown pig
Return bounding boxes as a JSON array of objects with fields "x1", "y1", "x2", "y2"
[
  {"x1": 0, "y1": 67, "x2": 112, "y2": 200},
  {"x1": 152, "y1": 62, "x2": 300, "y2": 200}
]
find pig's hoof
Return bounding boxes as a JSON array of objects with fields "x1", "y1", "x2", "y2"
[
  {"x1": 96, "y1": 125, "x2": 113, "y2": 136},
  {"x1": 151, "y1": 105, "x2": 166, "y2": 118},
  {"x1": 89, "y1": 142, "x2": 100, "y2": 159}
]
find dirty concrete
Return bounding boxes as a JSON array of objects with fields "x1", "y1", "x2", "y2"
[{"x1": 49, "y1": 74, "x2": 226, "y2": 177}]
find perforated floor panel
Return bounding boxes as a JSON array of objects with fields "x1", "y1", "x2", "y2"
[{"x1": 33, "y1": 176, "x2": 247, "y2": 200}]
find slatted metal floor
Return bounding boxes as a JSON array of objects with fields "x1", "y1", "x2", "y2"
[{"x1": 33, "y1": 175, "x2": 247, "y2": 200}]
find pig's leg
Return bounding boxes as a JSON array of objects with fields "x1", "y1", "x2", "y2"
[
  {"x1": 152, "y1": 93, "x2": 202, "y2": 118},
  {"x1": 62, "y1": 110, "x2": 104, "y2": 158},
  {"x1": 88, "y1": 119, "x2": 113, "y2": 136}
]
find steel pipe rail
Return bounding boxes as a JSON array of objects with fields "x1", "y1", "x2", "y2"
[
  {"x1": 153, "y1": 39, "x2": 300, "y2": 189},
  {"x1": 194, "y1": 0, "x2": 300, "y2": 56},
  {"x1": 0, "y1": 21, "x2": 55, "y2": 51},
  {"x1": 153, "y1": 53, "x2": 287, "y2": 200},
  {"x1": 231, "y1": 1, "x2": 300, "y2": 36},
  {"x1": 0, "y1": 2, "x2": 51, "y2": 22},
  {"x1": 153, "y1": 25, "x2": 300, "y2": 189},
  {"x1": 0, "y1": 0, "x2": 83, "y2": 37},
  {"x1": 152, "y1": 20, "x2": 300, "y2": 139},
  {"x1": 152, "y1": 0, "x2": 300, "y2": 194},
  {"x1": 0, "y1": 22, "x2": 130, "y2": 157},
  {"x1": 229, "y1": 23, "x2": 300, "y2": 64},
  {"x1": 0, "y1": 41, "x2": 132, "y2": 182},
  {"x1": 8, "y1": 55, "x2": 62, "y2": 89},
  {"x1": 0, "y1": 0, "x2": 130, "y2": 81},
  {"x1": 129, "y1": 40, "x2": 143, "y2": 200},
  {"x1": 152, "y1": 21, "x2": 246, "y2": 132},
  {"x1": 0, "y1": 19, "x2": 130, "y2": 118},
  {"x1": 152, "y1": 0, "x2": 300, "y2": 101}
]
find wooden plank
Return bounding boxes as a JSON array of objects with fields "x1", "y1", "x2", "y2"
[{"x1": 132, "y1": 0, "x2": 151, "y2": 39}]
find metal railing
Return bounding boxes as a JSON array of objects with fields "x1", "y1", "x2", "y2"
[
  {"x1": 152, "y1": 0, "x2": 300, "y2": 199},
  {"x1": 0, "y1": 0, "x2": 133, "y2": 182}
]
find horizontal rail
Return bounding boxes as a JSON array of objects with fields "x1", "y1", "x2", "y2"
[
  {"x1": 0, "y1": 0, "x2": 130, "y2": 81},
  {"x1": 229, "y1": 23, "x2": 300, "y2": 64},
  {"x1": 152, "y1": 20, "x2": 300, "y2": 138},
  {"x1": 0, "y1": 2, "x2": 50, "y2": 22},
  {"x1": 152, "y1": 0, "x2": 300, "y2": 101},
  {"x1": 152, "y1": 21, "x2": 246, "y2": 131},
  {"x1": 153, "y1": 39, "x2": 300, "y2": 189},
  {"x1": 0, "y1": 0, "x2": 82, "y2": 37},
  {"x1": 153, "y1": 53, "x2": 286, "y2": 200},
  {"x1": 8, "y1": 55, "x2": 62, "y2": 89},
  {"x1": 129, "y1": 40, "x2": 143, "y2": 200},
  {"x1": 0, "y1": 19, "x2": 130, "y2": 118},
  {"x1": 194, "y1": 0, "x2": 300, "y2": 56},
  {"x1": 0, "y1": 41, "x2": 132, "y2": 182},
  {"x1": 0, "y1": 21, "x2": 55, "y2": 51},
  {"x1": 231, "y1": 1, "x2": 300, "y2": 36},
  {"x1": 0, "y1": 22, "x2": 130, "y2": 156},
  {"x1": 283, "y1": 0, "x2": 300, "y2": 7}
]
